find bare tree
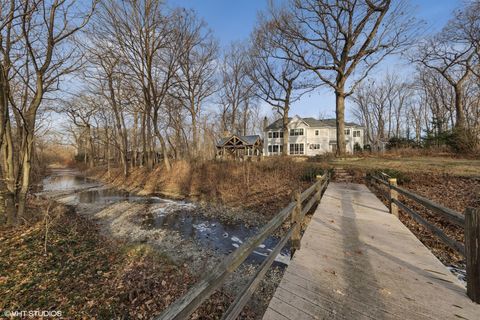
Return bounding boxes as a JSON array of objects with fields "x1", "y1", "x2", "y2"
[
  {"x1": 95, "y1": 0, "x2": 180, "y2": 170},
  {"x1": 172, "y1": 10, "x2": 218, "y2": 158},
  {"x1": 0, "y1": 0, "x2": 96, "y2": 223},
  {"x1": 269, "y1": 0, "x2": 418, "y2": 156},
  {"x1": 414, "y1": 33, "x2": 475, "y2": 131},
  {"x1": 218, "y1": 43, "x2": 256, "y2": 136},
  {"x1": 249, "y1": 16, "x2": 313, "y2": 155}
]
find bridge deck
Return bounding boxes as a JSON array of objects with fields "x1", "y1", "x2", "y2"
[{"x1": 263, "y1": 183, "x2": 479, "y2": 320}]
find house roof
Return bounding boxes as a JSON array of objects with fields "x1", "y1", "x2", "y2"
[
  {"x1": 216, "y1": 134, "x2": 261, "y2": 147},
  {"x1": 265, "y1": 117, "x2": 363, "y2": 130}
]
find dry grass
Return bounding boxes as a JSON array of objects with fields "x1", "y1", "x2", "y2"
[
  {"x1": 89, "y1": 158, "x2": 327, "y2": 218},
  {"x1": 330, "y1": 155, "x2": 480, "y2": 177}
]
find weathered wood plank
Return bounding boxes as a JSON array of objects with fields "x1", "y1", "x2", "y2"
[
  {"x1": 390, "y1": 184, "x2": 464, "y2": 227},
  {"x1": 263, "y1": 183, "x2": 480, "y2": 320},
  {"x1": 155, "y1": 201, "x2": 296, "y2": 320},
  {"x1": 221, "y1": 228, "x2": 294, "y2": 320},
  {"x1": 393, "y1": 198, "x2": 465, "y2": 255},
  {"x1": 156, "y1": 174, "x2": 329, "y2": 320},
  {"x1": 465, "y1": 207, "x2": 480, "y2": 303}
]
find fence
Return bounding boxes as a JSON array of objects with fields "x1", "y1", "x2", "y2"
[
  {"x1": 155, "y1": 173, "x2": 330, "y2": 320},
  {"x1": 367, "y1": 172, "x2": 480, "y2": 304}
]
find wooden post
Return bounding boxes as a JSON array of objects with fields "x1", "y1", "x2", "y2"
[
  {"x1": 291, "y1": 190, "x2": 302, "y2": 256},
  {"x1": 465, "y1": 207, "x2": 480, "y2": 304},
  {"x1": 315, "y1": 175, "x2": 323, "y2": 201},
  {"x1": 388, "y1": 178, "x2": 398, "y2": 217}
]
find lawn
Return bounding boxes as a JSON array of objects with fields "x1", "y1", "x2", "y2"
[{"x1": 329, "y1": 155, "x2": 480, "y2": 177}]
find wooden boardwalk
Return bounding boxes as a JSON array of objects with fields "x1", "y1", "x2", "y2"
[{"x1": 263, "y1": 182, "x2": 480, "y2": 320}]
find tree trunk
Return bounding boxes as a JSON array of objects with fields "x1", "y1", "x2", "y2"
[
  {"x1": 335, "y1": 90, "x2": 347, "y2": 157},
  {"x1": 454, "y1": 84, "x2": 466, "y2": 130},
  {"x1": 3, "y1": 118, "x2": 17, "y2": 224},
  {"x1": 152, "y1": 109, "x2": 171, "y2": 171},
  {"x1": 282, "y1": 104, "x2": 290, "y2": 157},
  {"x1": 17, "y1": 130, "x2": 34, "y2": 221},
  {"x1": 191, "y1": 108, "x2": 197, "y2": 159}
]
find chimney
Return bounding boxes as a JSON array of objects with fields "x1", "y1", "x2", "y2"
[{"x1": 263, "y1": 116, "x2": 268, "y2": 131}]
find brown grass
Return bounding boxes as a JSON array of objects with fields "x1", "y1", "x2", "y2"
[
  {"x1": 330, "y1": 154, "x2": 480, "y2": 177},
  {"x1": 89, "y1": 159, "x2": 327, "y2": 218}
]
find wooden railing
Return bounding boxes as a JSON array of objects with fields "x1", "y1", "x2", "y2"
[
  {"x1": 155, "y1": 173, "x2": 330, "y2": 320},
  {"x1": 367, "y1": 172, "x2": 480, "y2": 304}
]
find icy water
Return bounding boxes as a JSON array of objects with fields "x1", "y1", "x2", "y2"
[{"x1": 42, "y1": 169, "x2": 291, "y2": 266}]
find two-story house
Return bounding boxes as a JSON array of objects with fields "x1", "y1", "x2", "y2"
[{"x1": 264, "y1": 116, "x2": 364, "y2": 156}]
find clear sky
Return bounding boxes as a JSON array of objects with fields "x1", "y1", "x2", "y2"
[{"x1": 169, "y1": 0, "x2": 462, "y2": 121}]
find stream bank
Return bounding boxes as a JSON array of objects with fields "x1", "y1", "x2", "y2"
[{"x1": 37, "y1": 168, "x2": 293, "y2": 318}]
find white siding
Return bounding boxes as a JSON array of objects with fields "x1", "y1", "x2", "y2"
[{"x1": 264, "y1": 119, "x2": 364, "y2": 157}]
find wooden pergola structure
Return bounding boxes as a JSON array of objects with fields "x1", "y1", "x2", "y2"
[{"x1": 216, "y1": 135, "x2": 263, "y2": 160}]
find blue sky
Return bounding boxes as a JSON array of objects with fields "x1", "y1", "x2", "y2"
[{"x1": 170, "y1": 0, "x2": 462, "y2": 121}]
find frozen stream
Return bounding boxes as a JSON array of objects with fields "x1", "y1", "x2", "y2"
[{"x1": 41, "y1": 169, "x2": 291, "y2": 266}]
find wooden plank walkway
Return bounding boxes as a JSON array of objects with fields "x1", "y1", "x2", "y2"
[{"x1": 263, "y1": 182, "x2": 480, "y2": 320}]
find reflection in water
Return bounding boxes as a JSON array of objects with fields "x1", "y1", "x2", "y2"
[
  {"x1": 76, "y1": 189, "x2": 164, "y2": 205},
  {"x1": 42, "y1": 169, "x2": 291, "y2": 266},
  {"x1": 42, "y1": 172, "x2": 96, "y2": 191}
]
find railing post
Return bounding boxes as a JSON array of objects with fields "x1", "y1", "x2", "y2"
[
  {"x1": 388, "y1": 178, "x2": 399, "y2": 217},
  {"x1": 291, "y1": 190, "x2": 302, "y2": 256},
  {"x1": 465, "y1": 207, "x2": 480, "y2": 304},
  {"x1": 315, "y1": 175, "x2": 323, "y2": 201}
]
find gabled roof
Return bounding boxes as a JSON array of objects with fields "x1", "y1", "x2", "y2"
[
  {"x1": 216, "y1": 134, "x2": 261, "y2": 147},
  {"x1": 265, "y1": 116, "x2": 363, "y2": 130}
]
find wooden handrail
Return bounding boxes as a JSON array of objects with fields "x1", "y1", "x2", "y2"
[
  {"x1": 155, "y1": 173, "x2": 329, "y2": 319},
  {"x1": 392, "y1": 199, "x2": 465, "y2": 255},
  {"x1": 221, "y1": 227, "x2": 294, "y2": 320},
  {"x1": 389, "y1": 184, "x2": 464, "y2": 227},
  {"x1": 368, "y1": 173, "x2": 464, "y2": 227},
  {"x1": 369, "y1": 171, "x2": 480, "y2": 304}
]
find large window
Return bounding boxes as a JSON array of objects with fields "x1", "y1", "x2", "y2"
[
  {"x1": 268, "y1": 144, "x2": 283, "y2": 154},
  {"x1": 353, "y1": 130, "x2": 361, "y2": 137},
  {"x1": 289, "y1": 128, "x2": 304, "y2": 136},
  {"x1": 268, "y1": 131, "x2": 284, "y2": 138},
  {"x1": 289, "y1": 143, "x2": 304, "y2": 155},
  {"x1": 344, "y1": 129, "x2": 351, "y2": 135}
]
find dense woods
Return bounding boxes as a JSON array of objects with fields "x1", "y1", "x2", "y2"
[{"x1": 1, "y1": 0, "x2": 479, "y2": 225}]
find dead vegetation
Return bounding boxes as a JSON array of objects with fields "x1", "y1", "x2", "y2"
[
  {"x1": 0, "y1": 199, "x2": 259, "y2": 319},
  {"x1": 88, "y1": 158, "x2": 326, "y2": 219}
]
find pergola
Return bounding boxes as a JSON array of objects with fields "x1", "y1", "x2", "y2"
[{"x1": 216, "y1": 135, "x2": 263, "y2": 160}]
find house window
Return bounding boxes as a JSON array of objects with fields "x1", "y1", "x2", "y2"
[
  {"x1": 344, "y1": 129, "x2": 350, "y2": 135},
  {"x1": 269, "y1": 144, "x2": 283, "y2": 154},
  {"x1": 315, "y1": 130, "x2": 319, "y2": 136},
  {"x1": 289, "y1": 128, "x2": 304, "y2": 136},
  {"x1": 309, "y1": 144, "x2": 321, "y2": 150},
  {"x1": 289, "y1": 143, "x2": 304, "y2": 155},
  {"x1": 268, "y1": 132, "x2": 272, "y2": 138},
  {"x1": 280, "y1": 131, "x2": 284, "y2": 138},
  {"x1": 353, "y1": 130, "x2": 361, "y2": 137},
  {"x1": 273, "y1": 132, "x2": 279, "y2": 138}
]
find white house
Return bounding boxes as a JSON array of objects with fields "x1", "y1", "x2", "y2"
[{"x1": 263, "y1": 116, "x2": 365, "y2": 156}]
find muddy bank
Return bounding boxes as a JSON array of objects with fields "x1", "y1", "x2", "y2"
[{"x1": 38, "y1": 168, "x2": 292, "y2": 319}]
